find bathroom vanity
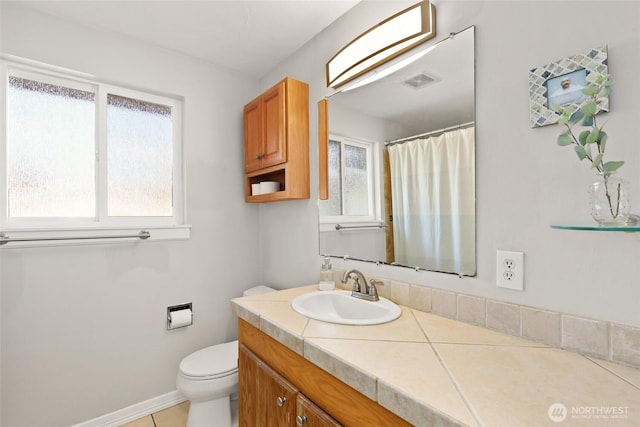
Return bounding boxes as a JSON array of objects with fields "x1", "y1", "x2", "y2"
[
  {"x1": 232, "y1": 285, "x2": 640, "y2": 426},
  {"x1": 238, "y1": 321, "x2": 407, "y2": 426}
]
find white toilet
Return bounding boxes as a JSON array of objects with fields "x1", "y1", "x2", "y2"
[{"x1": 176, "y1": 286, "x2": 275, "y2": 427}]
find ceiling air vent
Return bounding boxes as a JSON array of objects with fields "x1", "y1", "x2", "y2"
[{"x1": 403, "y1": 73, "x2": 437, "y2": 89}]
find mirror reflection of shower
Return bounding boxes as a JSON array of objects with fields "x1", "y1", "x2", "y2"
[
  {"x1": 385, "y1": 123, "x2": 475, "y2": 275},
  {"x1": 319, "y1": 26, "x2": 476, "y2": 276}
]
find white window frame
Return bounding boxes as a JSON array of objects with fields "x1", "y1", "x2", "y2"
[
  {"x1": 0, "y1": 56, "x2": 190, "y2": 248},
  {"x1": 319, "y1": 134, "x2": 381, "y2": 231}
]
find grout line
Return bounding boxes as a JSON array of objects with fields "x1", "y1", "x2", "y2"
[
  {"x1": 608, "y1": 322, "x2": 614, "y2": 361},
  {"x1": 412, "y1": 311, "x2": 485, "y2": 427},
  {"x1": 409, "y1": 308, "x2": 431, "y2": 343},
  {"x1": 382, "y1": 279, "x2": 640, "y2": 369},
  {"x1": 300, "y1": 317, "x2": 310, "y2": 357},
  {"x1": 428, "y1": 342, "x2": 486, "y2": 427},
  {"x1": 584, "y1": 355, "x2": 640, "y2": 391},
  {"x1": 150, "y1": 413, "x2": 158, "y2": 427},
  {"x1": 302, "y1": 335, "x2": 427, "y2": 344},
  {"x1": 430, "y1": 342, "x2": 550, "y2": 349}
]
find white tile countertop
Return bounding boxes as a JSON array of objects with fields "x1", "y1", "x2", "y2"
[{"x1": 231, "y1": 285, "x2": 640, "y2": 426}]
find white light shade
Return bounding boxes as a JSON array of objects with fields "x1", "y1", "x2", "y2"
[
  {"x1": 326, "y1": 0, "x2": 436, "y2": 89},
  {"x1": 341, "y1": 43, "x2": 439, "y2": 93}
]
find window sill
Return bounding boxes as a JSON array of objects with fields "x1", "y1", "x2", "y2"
[{"x1": 0, "y1": 225, "x2": 191, "y2": 249}]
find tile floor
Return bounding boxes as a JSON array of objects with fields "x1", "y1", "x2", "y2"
[{"x1": 120, "y1": 401, "x2": 189, "y2": 427}]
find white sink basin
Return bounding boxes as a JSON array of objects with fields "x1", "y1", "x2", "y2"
[{"x1": 291, "y1": 290, "x2": 401, "y2": 325}]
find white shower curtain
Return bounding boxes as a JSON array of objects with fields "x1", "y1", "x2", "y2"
[{"x1": 388, "y1": 127, "x2": 475, "y2": 275}]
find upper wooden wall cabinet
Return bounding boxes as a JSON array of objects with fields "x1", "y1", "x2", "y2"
[{"x1": 243, "y1": 77, "x2": 310, "y2": 202}]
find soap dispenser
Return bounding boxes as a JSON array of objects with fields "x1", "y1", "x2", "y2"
[{"x1": 319, "y1": 256, "x2": 335, "y2": 291}]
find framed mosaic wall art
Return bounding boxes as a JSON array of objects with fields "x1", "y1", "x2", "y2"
[{"x1": 529, "y1": 46, "x2": 609, "y2": 128}]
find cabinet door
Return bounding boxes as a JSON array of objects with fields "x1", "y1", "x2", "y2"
[
  {"x1": 260, "y1": 80, "x2": 286, "y2": 169},
  {"x1": 239, "y1": 344, "x2": 298, "y2": 427},
  {"x1": 239, "y1": 343, "x2": 260, "y2": 426},
  {"x1": 260, "y1": 358, "x2": 298, "y2": 427},
  {"x1": 243, "y1": 97, "x2": 263, "y2": 173},
  {"x1": 296, "y1": 394, "x2": 343, "y2": 427}
]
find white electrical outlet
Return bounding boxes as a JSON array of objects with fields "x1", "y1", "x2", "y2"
[{"x1": 496, "y1": 250, "x2": 524, "y2": 291}]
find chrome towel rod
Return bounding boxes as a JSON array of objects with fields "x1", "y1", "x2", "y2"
[
  {"x1": 0, "y1": 230, "x2": 151, "y2": 246},
  {"x1": 335, "y1": 223, "x2": 385, "y2": 230}
]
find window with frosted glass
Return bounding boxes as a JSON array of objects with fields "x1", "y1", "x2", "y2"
[
  {"x1": 107, "y1": 94, "x2": 173, "y2": 217},
  {"x1": 342, "y1": 144, "x2": 369, "y2": 216},
  {"x1": 7, "y1": 76, "x2": 96, "y2": 218},
  {"x1": 3, "y1": 64, "x2": 183, "y2": 232},
  {"x1": 319, "y1": 137, "x2": 372, "y2": 218}
]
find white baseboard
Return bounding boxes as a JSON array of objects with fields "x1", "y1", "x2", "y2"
[{"x1": 71, "y1": 390, "x2": 187, "y2": 427}]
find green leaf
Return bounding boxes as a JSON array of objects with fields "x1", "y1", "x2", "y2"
[
  {"x1": 563, "y1": 104, "x2": 576, "y2": 116},
  {"x1": 586, "y1": 128, "x2": 600, "y2": 144},
  {"x1": 581, "y1": 100, "x2": 598, "y2": 117},
  {"x1": 582, "y1": 86, "x2": 597, "y2": 97},
  {"x1": 603, "y1": 161, "x2": 624, "y2": 173},
  {"x1": 599, "y1": 132, "x2": 608, "y2": 151},
  {"x1": 569, "y1": 109, "x2": 584, "y2": 125},
  {"x1": 558, "y1": 115, "x2": 569, "y2": 126},
  {"x1": 592, "y1": 153, "x2": 603, "y2": 169},
  {"x1": 599, "y1": 86, "x2": 612, "y2": 98},
  {"x1": 574, "y1": 145, "x2": 588, "y2": 160},
  {"x1": 557, "y1": 133, "x2": 573, "y2": 146},
  {"x1": 578, "y1": 130, "x2": 590, "y2": 146},
  {"x1": 582, "y1": 115, "x2": 594, "y2": 127}
]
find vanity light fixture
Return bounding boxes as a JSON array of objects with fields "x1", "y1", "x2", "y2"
[
  {"x1": 339, "y1": 42, "x2": 438, "y2": 92},
  {"x1": 340, "y1": 30, "x2": 457, "y2": 93},
  {"x1": 326, "y1": 0, "x2": 436, "y2": 89}
]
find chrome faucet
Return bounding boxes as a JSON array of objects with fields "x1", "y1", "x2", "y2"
[{"x1": 341, "y1": 269, "x2": 382, "y2": 302}]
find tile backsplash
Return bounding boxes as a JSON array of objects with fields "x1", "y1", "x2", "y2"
[
  {"x1": 334, "y1": 269, "x2": 640, "y2": 368},
  {"x1": 521, "y1": 307, "x2": 561, "y2": 346}
]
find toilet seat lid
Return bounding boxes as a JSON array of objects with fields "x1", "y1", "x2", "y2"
[{"x1": 179, "y1": 340, "x2": 238, "y2": 379}]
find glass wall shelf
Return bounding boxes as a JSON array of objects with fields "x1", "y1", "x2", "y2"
[{"x1": 551, "y1": 223, "x2": 640, "y2": 232}]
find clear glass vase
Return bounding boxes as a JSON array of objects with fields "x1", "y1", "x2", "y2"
[{"x1": 589, "y1": 172, "x2": 631, "y2": 225}]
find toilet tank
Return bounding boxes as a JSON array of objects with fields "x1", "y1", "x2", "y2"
[{"x1": 243, "y1": 285, "x2": 276, "y2": 297}]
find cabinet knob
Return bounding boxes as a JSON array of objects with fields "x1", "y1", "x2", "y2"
[
  {"x1": 276, "y1": 396, "x2": 287, "y2": 407},
  {"x1": 255, "y1": 153, "x2": 265, "y2": 160},
  {"x1": 296, "y1": 415, "x2": 307, "y2": 426}
]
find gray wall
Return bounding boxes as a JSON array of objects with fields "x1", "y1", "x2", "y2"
[
  {"x1": 0, "y1": 3, "x2": 262, "y2": 427},
  {"x1": 259, "y1": 0, "x2": 640, "y2": 327},
  {"x1": 1, "y1": 1, "x2": 640, "y2": 426}
]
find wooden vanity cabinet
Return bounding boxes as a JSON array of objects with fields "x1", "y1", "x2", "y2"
[
  {"x1": 243, "y1": 77, "x2": 309, "y2": 202},
  {"x1": 296, "y1": 394, "x2": 342, "y2": 427},
  {"x1": 239, "y1": 343, "x2": 340, "y2": 427},
  {"x1": 244, "y1": 81, "x2": 286, "y2": 173},
  {"x1": 238, "y1": 319, "x2": 412, "y2": 427}
]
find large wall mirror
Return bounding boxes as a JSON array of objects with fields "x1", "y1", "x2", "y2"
[{"x1": 318, "y1": 26, "x2": 476, "y2": 276}]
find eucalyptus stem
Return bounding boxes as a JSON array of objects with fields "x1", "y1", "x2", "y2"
[
  {"x1": 554, "y1": 73, "x2": 627, "y2": 223},
  {"x1": 602, "y1": 174, "x2": 620, "y2": 218},
  {"x1": 562, "y1": 124, "x2": 602, "y2": 173}
]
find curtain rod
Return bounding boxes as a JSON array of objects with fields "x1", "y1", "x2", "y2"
[{"x1": 385, "y1": 121, "x2": 475, "y2": 146}]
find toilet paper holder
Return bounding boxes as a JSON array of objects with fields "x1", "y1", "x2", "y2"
[{"x1": 167, "y1": 303, "x2": 193, "y2": 330}]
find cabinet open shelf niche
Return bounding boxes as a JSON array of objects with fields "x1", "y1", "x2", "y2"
[{"x1": 245, "y1": 164, "x2": 286, "y2": 201}]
